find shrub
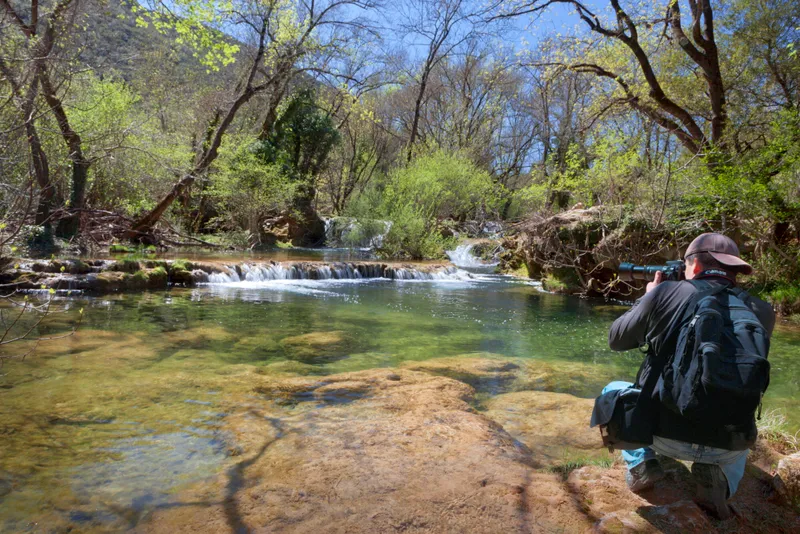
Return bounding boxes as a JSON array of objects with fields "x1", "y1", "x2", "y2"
[
  {"x1": 380, "y1": 204, "x2": 455, "y2": 259},
  {"x1": 381, "y1": 151, "x2": 501, "y2": 221},
  {"x1": 209, "y1": 137, "x2": 297, "y2": 243},
  {"x1": 345, "y1": 151, "x2": 499, "y2": 259}
]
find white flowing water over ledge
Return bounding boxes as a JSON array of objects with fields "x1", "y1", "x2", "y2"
[
  {"x1": 446, "y1": 244, "x2": 500, "y2": 269},
  {"x1": 205, "y1": 262, "x2": 473, "y2": 285}
]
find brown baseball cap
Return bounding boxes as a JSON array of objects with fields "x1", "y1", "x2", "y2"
[{"x1": 684, "y1": 233, "x2": 752, "y2": 274}]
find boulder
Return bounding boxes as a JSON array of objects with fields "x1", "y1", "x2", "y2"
[{"x1": 774, "y1": 452, "x2": 800, "y2": 511}]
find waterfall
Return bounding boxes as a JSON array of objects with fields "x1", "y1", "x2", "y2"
[
  {"x1": 205, "y1": 262, "x2": 470, "y2": 284},
  {"x1": 324, "y1": 217, "x2": 393, "y2": 249},
  {"x1": 446, "y1": 244, "x2": 499, "y2": 269}
]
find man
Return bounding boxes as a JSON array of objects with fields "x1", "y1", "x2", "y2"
[{"x1": 605, "y1": 233, "x2": 775, "y2": 519}]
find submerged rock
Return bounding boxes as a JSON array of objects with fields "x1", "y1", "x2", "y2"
[
  {"x1": 400, "y1": 355, "x2": 521, "y2": 393},
  {"x1": 137, "y1": 369, "x2": 595, "y2": 534},
  {"x1": 483, "y1": 390, "x2": 605, "y2": 465},
  {"x1": 135, "y1": 367, "x2": 800, "y2": 533},
  {"x1": 400, "y1": 354, "x2": 606, "y2": 397},
  {"x1": 279, "y1": 331, "x2": 353, "y2": 364}
]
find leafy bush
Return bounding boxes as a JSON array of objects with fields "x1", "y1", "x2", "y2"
[
  {"x1": 763, "y1": 284, "x2": 800, "y2": 316},
  {"x1": 379, "y1": 203, "x2": 455, "y2": 259},
  {"x1": 209, "y1": 136, "x2": 297, "y2": 243},
  {"x1": 344, "y1": 151, "x2": 499, "y2": 259},
  {"x1": 381, "y1": 151, "x2": 501, "y2": 221}
]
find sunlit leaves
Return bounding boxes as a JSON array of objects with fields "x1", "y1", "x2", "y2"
[{"x1": 130, "y1": 0, "x2": 240, "y2": 71}]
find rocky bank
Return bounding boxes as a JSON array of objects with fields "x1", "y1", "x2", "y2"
[{"x1": 133, "y1": 359, "x2": 800, "y2": 534}]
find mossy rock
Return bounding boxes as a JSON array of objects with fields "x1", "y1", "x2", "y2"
[
  {"x1": 87, "y1": 271, "x2": 127, "y2": 291},
  {"x1": 30, "y1": 259, "x2": 92, "y2": 275},
  {"x1": 109, "y1": 244, "x2": 135, "y2": 253},
  {"x1": 147, "y1": 266, "x2": 168, "y2": 288},
  {"x1": 109, "y1": 259, "x2": 141, "y2": 273},
  {"x1": 169, "y1": 260, "x2": 195, "y2": 273},
  {"x1": 9, "y1": 271, "x2": 47, "y2": 288},
  {"x1": 279, "y1": 331, "x2": 353, "y2": 364},
  {"x1": 542, "y1": 269, "x2": 583, "y2": 295},
  {"x1": 129, "y1": 269, "x2": 168, "y2": 290},
  {"x1": 169, "y1": 268, "x2": 195, "y2": 286}
]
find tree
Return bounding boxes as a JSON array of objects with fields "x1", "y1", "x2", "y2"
[
  {"x1": 1, "y1": 0, "x2": 92, "y2": 237},
  {"x1": 493, "y1": 0, "x2": 730, "y2": 156},
  {"x1": 126, "y1": 0, "x2": 379, "y2": 242},
  {"x1": 390, "y1": 0, "x2": 477, "y2": 162},
  {"x1": 258, "y1": 88, "x2": 340, "y2": 237}
]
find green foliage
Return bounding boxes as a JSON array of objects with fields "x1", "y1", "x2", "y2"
[
  {"x1": 130, "y1": 0, "x2": 240, "y2": 71},
  {"x1": 346, "y1": 151, "x2": 499, "y2": 259},
  {"x1": 341, "y1": 220, "x2": 388, "y2": 249},
  {"x1": 209, "y1": 136, "x2": 297, "y2": 242},
  {"x1": 761, "y1": 284, "x2": 800, "y2": 316},
  {"x1": 257, "y1": 90, "x2": 340, "y2": 180},
  {"x1": 382, "y1": 151, "x2": 501, "y2": 221},
  {"x1": 505, "y1": 183, "x2": 548, "y2": 219},
  {"x1": 67, "y1": 72, "x2": 191, "y2": 216},
  {"x1": 379, "y1": 203, "x2": 456, "y2": 260}
]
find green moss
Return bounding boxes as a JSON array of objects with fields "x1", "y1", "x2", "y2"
[
  {"x1": 109, "y1": 244, "x2": 135, "y2": 253},
  {"x1": 507, "y1": 264, "x2": 530, "y2": 278},
  {"x1": 170, "y1": 260, "x2": 191, "y2": 272},
  {"x1": 147, "y1": 266, "x2": 168, "y2": 288},
  {"x1": 168, "y1": 262, "x2": 195, "y2": 286},
  {"x1": 110, "y1": 259, "x2": 141, "y2": 273},
  {"x1": 542, "y1": 273, "x2": 568, "y2": 292},
  {"x1": 275, "y1": 241, "x2": 294, "y2": 249},
  {"x1": 130, "y1": 270, "x2": 150, "y2": 288}
]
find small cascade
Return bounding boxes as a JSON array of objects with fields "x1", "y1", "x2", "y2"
[
  {"x1": 446, "y1": 244, "x2": 499, "y2": 269},
  {"x1": 324, "y1": 217, "x2": 393, "y2": 249},
  {"x1": 205, "y1": 262, "x2": 468, "y2": 284}
]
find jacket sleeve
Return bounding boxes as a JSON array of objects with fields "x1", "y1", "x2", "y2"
[{"x1": 608, "y1": 289, "x2": 659, "y2": 351}]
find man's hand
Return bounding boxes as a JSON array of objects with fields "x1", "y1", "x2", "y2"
[{"x1": 646, "y1": 270, "x2": 663, "y2": 293}]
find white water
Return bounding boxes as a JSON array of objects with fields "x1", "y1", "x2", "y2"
[
  {"x1": 324, "y1": 218, "x2": 393, "y2": 249},
  {"x1": 205, "y1": 262, "x2": 473, "y2": 286},
  {"x1": 446, "y1": 244, "x2": 499, "y2": 269}
]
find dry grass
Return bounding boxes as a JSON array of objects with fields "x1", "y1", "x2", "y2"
[{"x1": 758, "y1": 408, "x2": 800, "y2": 454}]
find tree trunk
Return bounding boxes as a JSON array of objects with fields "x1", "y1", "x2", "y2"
[
  {"x1": 39, "y1": 71, "x2": 89, "y2": 238},
  {"x1": 125, "y1": 174, "x2": 196, "y2": 242},
  {"x1": 407, "y1": 73, "x2": 429, "y2": 163}
]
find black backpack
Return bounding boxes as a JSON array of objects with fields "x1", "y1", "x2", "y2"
[{"x1": 656, "y1": 281, "x2": 771, "y2": 426}]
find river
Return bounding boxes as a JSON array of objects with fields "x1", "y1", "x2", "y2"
[{"x1": 1, "y1": 251, "x2": 798, "y2": 531}]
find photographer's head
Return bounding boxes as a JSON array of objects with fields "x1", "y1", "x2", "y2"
[{"x1": 683, "y1": 233, "x2": 752, "y2": 281}]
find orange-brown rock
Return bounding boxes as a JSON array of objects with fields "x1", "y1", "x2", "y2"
[{"x1": 135, "y1": 369, "x2": 800, "y2": 534}]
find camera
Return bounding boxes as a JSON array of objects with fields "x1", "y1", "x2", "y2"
[{"x1": 618, "y1": 260, "x2": 685, "y2": 282}]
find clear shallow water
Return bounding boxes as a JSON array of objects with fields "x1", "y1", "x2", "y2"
[{"x1": 1, "y1": 271, "x2": 798, "y2": 531}]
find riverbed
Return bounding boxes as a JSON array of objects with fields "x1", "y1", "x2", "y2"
[{"x1": 1, "y1": 253, "x2": 798, "y2": 532}]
